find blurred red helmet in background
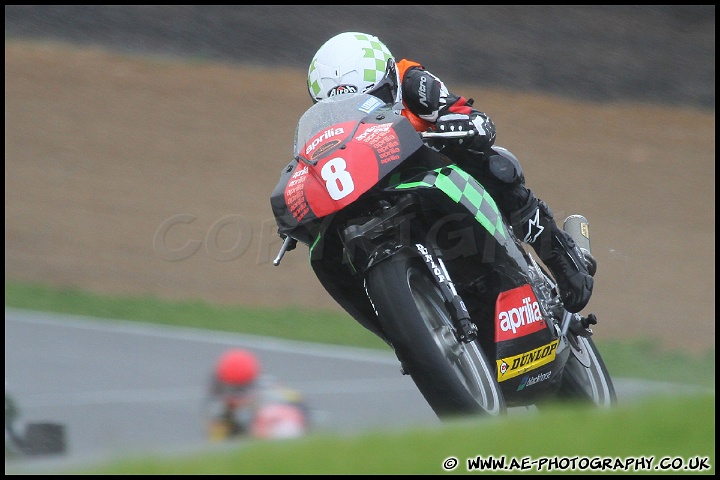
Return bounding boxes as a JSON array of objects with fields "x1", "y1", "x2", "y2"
[{"x1": 215, "y1": 349, "x2": 260, "y2": 387}]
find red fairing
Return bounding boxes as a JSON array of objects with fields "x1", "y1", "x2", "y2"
[
  {"x1": 285, "y1": 122, "x2": 403, "y2": 221},
  {"x1": 494, "y1": 285, "x2": 547, "y2": 342},
  {"x1": 283, "y1": 163, "x2": 312, "y2": 223}
]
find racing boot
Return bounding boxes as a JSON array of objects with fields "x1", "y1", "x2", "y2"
[{"x1": 511, "y1": 195, "x2": 594, "y2": 313}]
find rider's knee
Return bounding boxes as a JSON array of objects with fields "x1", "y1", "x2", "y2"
[{"x1": 486, "y1": 146, "x2": 525, "y2": 187}]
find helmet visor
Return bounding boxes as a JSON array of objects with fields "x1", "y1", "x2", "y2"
[{"x1": 365, "y1": 58, "x2": 399, "y2": 105}]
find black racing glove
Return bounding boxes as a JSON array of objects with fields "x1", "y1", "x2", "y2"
[{"x1": 428, "y1": 113, "x2": 496, "y2": 154}]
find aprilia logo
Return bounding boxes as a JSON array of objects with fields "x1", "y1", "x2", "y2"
[
  {"x1": 500, "y1": 296, "x2": 542, "y2": 334},
  {"x1": 495, "y1": 285, "x2": 546, "y2": 342},
  {"x1": 291, "y1": 165, "x2": 308, "y2": 179},
  {"x1": 305, "y1": 127, "x2": 345, "y2": 155},
  {"x1": 355, "y1": 123, "x2": 392, "y2": 142}
]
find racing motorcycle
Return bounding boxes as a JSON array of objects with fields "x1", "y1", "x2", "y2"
[{"x1": 270, "y1": 93, "x2": 616, "y2": 418}]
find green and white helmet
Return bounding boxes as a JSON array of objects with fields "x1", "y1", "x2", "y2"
[{"x1": 307, "y1": 32, "x2": 399, "y2": 105}]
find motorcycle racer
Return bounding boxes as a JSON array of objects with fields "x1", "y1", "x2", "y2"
[
  {"x1": 205, "y1": 349, "x2": 309, "y2": 440},
  {"x1": 306, "y1": 31, "x2": 595, "y2": 313}
]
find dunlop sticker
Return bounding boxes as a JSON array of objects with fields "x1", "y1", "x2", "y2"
[{"x1": 496, "y1": 340, "x2": 559, "y2": 382}]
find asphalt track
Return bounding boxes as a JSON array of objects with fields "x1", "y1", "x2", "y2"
[{"x1": 4, "y1": 308, "x2": 708, "y2": 471}]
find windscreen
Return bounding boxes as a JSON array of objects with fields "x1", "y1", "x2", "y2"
[{"x1": 293, "y1": 94, "x2": 387, "y2": 161}]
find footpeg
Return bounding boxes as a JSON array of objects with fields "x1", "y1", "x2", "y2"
[
  {"x1": 569, "y1": 313, "x2": 597, "y2": 337},
  {"x1": 582, "y1": 313, "x2": 598, "y2": 328}
]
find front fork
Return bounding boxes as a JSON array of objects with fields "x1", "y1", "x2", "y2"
[
  {"x1": 340, "y1": 193, "x2": 477, "y2": 344},
  {"x1": 412, "y1": 243, "x2": 478, "y2": 343}
]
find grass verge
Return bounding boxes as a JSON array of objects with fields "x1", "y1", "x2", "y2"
[{"x1": 26, "y1": 393, "x2": 716, "y2": 475}]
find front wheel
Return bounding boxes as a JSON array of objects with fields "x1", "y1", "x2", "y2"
[
  {"x1": 366, "y1": 251, "x2": 506, "y2": 418},
  {"x1": 556, "y1": 332, "x2": 617, "y2": 407}
]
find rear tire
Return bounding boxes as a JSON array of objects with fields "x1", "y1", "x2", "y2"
[
  {"x1": 557, "y1": 333, "x2": 616, "y2": 407},
  {"x1": 366, "y1": 251, "x2": 506, "y2": 418}
]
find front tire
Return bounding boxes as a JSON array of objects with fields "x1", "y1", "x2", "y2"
[{"x1": 366, "y1": 251, "x2": 506, "y2": 418}]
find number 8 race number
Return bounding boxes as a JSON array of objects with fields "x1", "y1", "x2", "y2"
[{"x1": 321, "y1": 157, "x2": 355, "y2": 200}]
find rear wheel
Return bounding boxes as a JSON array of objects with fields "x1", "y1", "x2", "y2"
[
  {"x1": 556, "y1": 333, "x2": 616, "y2": 407},
  {"x1": 366, "y1": 251, "x2": 506, "y2": 418}
]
